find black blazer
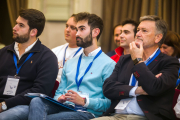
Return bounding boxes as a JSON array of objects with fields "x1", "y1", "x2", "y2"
[{"x1": 103, "y1": 53, "x2": 179, "y2": 120}]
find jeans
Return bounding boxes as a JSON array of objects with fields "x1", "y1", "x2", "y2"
[
  {"x1": 28, "y1": 97, "x2": 95, "y2": 120},
  {"x1": 0, "y1": 105, "x2": 29, "y2": 120}
]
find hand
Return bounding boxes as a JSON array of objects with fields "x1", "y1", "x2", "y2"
[
  {"x1": 0, "y1": 103, "x2": 2, "y2": 113},
  {"x1": 135, "y1": 86, "x2": 148, "y2": 95},
  {"x1": 65, "y1": 90, "x2": 85, "y2": 106},
  {"x1": 129, "y1": 41, "x2": 143, "y2": 60},
  {"x1": 57, "y1": 95, "x2": 66, "y2": 103},
  {"x1": 155, "y1": 73, "x2": 162, "y2": 78}
]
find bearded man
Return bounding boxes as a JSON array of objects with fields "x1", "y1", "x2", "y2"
[
  {"x1": 27, "y1": 12, "x2": 116, "y2": 120},
  {"x1": 0, "y1": 9, "x2": 58, "y2": 120}
]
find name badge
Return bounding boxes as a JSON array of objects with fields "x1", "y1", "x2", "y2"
[
  {"x1": 75, "y1": 92, "x2": 89, "y2": 111},
  {"x1": 115, "y1": 98, "x2": 132, "y2": 110},
  {"x1": 3, "y1": 76, "x2": 20, "y2": 96}
]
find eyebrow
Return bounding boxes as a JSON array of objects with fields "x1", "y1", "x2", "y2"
[
  {"x1": 66, "y1": 24, "x2": 76, "y2": 27},
  {"x1": 78, "y1": 25, "x2": 85, "y2": 29},
  {"x1": 123, "y1": 30, "x2": 130, "y2": 32}
]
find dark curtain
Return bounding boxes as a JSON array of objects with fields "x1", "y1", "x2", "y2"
[
  {"x1": 7, "y1": 0, "x2": 28, "y2": 28},
  {"x1": 158, "y1": 0, "x2": 180, "y2": 34},
  {"x1": 0, "y1": 0, "x2": 13, "y2": 45},
  {"x1": 0, "y1": 0, "x2": 28, "y2": 46},
  {"x1": 101, "y1": 0, "x2": 180, "y2": 53}
]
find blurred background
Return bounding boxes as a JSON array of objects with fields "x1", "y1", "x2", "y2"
[{"x1": 0, "y1": 0, "x2": 179, "y2": 53}]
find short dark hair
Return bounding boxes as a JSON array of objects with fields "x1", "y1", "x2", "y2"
[
  {"x1": 140, "y1": 15, "x2": 168, "y2": 46},
  {"x1": 163, "y1": 31, "x2": 180, "y2": 58},
  {"x1": 19, "y1": 9, "x2": 46, "y2": 37},
  {"x1": 75, "y1": 12, "x2": 103, "y2": 41},
  {"x1": 71, "y1": 14, "x2": 76, "y2": 18},
  {"x1": 122, "y1": 19, "x2": 139, "y2": 37},
  {"x1": 113, "y1": 24, "x2": 122, "y2": 35}
]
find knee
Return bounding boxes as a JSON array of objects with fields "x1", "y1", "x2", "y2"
[
  {"x1": 0, "y1": 105, "x2": 29, "y2": 120},
  {"x1": 31, "y1": 97, "x2": 42, "y2": 103},
  {"x1": 30, "y1": 97, "x2": 43, "y2": 106}
]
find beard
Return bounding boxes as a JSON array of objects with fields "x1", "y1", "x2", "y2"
[
  {"x1": 76, "y1": 32, "x2": 93, "y2": 48},
  {"x1": 13, "y1": 31, "x2": 30, "y2": 43}
]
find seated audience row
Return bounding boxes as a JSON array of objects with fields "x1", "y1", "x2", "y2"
[{"x1": 0, "y1": 8, "x2": 179, "y2": 120}]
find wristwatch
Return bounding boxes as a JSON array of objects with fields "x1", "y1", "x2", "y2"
[
  {"x1": 1, "y1": 102, "x2": 7, "y2": 111},
  {"x1": 133, "y1": 58, "x2": 143, "y2": 65},
  {"x1": 84, "y1": 98, "x2": 87, "y2": 104}
]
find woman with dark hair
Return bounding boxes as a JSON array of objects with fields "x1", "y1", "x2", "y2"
[{"x1": 160, "y1": 31, "x2": 180, "y2": 89}]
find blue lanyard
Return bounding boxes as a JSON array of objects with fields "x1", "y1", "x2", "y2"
[
  {"x1": 75, "y1": 50, "x2": 102, "y2": 91},
  {"x1": 131, "y1": 49, "x2": 161, "y2": 86},
  {"x1": 63, "y1": 45, "x2": 82, "y2": 66},
  {"x1": 13, "y1": 53, "x2": 34, "y2": 76}
]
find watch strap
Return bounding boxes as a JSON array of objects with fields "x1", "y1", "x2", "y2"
[
  {"x1": 84, "y1": 98, "x2": 87, "y2": 104},
  {"x1": 133, "y1": 58, "x2": 143, "y2": 65}
]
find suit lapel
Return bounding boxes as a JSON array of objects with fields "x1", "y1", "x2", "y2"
[{"x1": 147, "y1": 52, "x2": 163, "y2": 71}]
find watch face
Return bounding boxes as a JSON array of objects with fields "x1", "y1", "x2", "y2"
[
  {"x1": 2, "y1": 103, "x2": 7, "y2": 110},
  {"x1": 137, "y1": 58, "x2": 142, "y2": 61}
]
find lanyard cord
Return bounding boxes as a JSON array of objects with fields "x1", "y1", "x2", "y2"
[
  {"x1": 63, "y1": 45, "x2": 82, "y2": 66},
  {"x1": 75, "y1": 50, "x2": 102, "y2": 91},
  {"x1": 131, "y1": 49, "x2": 161, "y2": 86},
  {"x1": 13, "y1": 53, "x2": 34, "y2": 76}
]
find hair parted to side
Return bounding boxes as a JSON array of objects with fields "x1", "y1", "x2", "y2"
[
  {"x1": 122, "y1": 19, "x2": 139, "y2": 37},
  {"x1": 19, "y1": 9, "x2": 45, "y2": 37},
  {"x1": 140, "y1": 15, "x2": 168, "y2": 46},
  {"x1": 163, "y1": 31, "x2": 180, "y2": 58},
  {"x1": 75, "y1": 12, "x2": 103, "y2": 41}
]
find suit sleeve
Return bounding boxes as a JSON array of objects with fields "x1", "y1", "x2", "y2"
[
  {"x1": 103, "y1": 56, "x2": 134, "y2": 100},
  {"x1": 132, "y1": 57, "x2": 179, "y2": 96},
  {"x1": 5, "y1": 51, "x2": 59, "y2": 109}
]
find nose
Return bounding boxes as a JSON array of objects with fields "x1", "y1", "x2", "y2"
[
  {"x1": 76, "y1": 30, "x2": 80, "y2": 37},
  {"x1": 136, "y1": 30, "x2": 141, "y2": 37},
  {"x1": 160, "y1": 48, "x2": 164, "y2": 53},
  {"x1": 120, "y1": 32, "x2": 124, "y2": 39},
  {"x1": 66, "y1": 26, "x2": 70, "y2": 31},
  {"x1": 13, "y1": 24, "x2": 18, "y2": 31}
]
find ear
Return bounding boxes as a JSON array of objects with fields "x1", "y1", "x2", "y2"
[
  {"x1": 92, "y1": 28, "x2": 100, "y2": 38},
  {"x1": 155, "y1": 33, "x2": 163, "y2": 44},
  {"x1": 30, "y1": 29, "x2": 38, "y2": 37}
]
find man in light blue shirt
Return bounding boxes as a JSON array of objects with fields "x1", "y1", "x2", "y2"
[{"x1": 28, "y1": 12, "x2": 116, "y2": 120}]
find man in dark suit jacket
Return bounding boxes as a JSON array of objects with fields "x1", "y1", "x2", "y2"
[{"x1": 92, "y1": 15, "x2": 179, "y2": 120}]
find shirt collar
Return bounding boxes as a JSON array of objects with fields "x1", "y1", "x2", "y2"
[
  {"x1": 14, "y1": 39, "x2": 38, "y2": 59},
  {"x1": 82, "y1": 47, "x2": 101, "y2": 57},
  {"x1": 144, "y1": 48, "x2": 159, "y2": 64}
]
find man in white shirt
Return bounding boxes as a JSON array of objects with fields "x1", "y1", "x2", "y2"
[{"x1": 52, "y1": 14, "x2": 83, "y2": 82}]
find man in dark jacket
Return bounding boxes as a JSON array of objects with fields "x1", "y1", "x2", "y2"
[
  {"x1": 92, "y1": 15, "x2": 179, "y2": 120},
  {"x1": 0, "y1": 9, "x2": 58, "y2": 120}
]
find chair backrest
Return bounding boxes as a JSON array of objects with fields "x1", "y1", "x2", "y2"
[
  {"x1": 52, "y1": 81, "x2": 59, "y2": 97},
  {"x1": 173, "y1": 89, "x2": 180, "y2": 120}
]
